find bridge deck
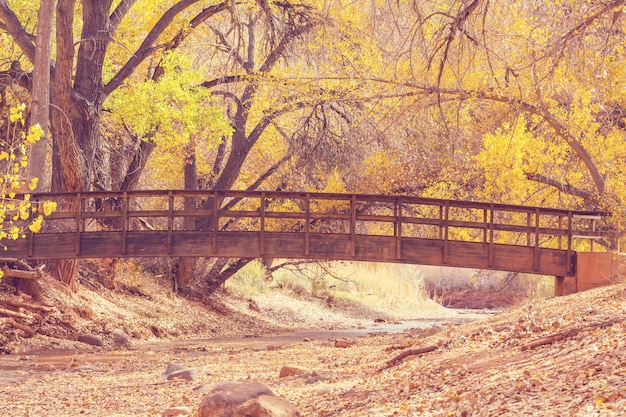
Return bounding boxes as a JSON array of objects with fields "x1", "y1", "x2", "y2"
[{"x1": 4, "y1": 190, "x2": 606, "y2": 277}]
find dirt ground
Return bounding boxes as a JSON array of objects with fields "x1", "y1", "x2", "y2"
[{"x1": 0, "y1": 272, "x2": 625, "y2": 416}]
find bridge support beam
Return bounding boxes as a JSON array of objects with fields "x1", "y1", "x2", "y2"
[{"x1": 555, "y1": 252, "x2": 624, "y2": 296}]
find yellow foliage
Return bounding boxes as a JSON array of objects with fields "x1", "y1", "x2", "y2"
[{"x1": 0, "y1": 104, "x2": 56, "y2": 257}]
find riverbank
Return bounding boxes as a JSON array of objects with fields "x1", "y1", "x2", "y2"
[{"x1": 1, "y1": 283, "x2": 625, "y2": 416}]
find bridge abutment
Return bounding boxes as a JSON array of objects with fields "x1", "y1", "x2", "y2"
[{"x1": 555, "y1": 252, "x2": 624, "y2": 296}]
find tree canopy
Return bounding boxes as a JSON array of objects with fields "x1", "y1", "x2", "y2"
[{"x1": 0, "y1": 0, "x2": 624, "y2": 291}]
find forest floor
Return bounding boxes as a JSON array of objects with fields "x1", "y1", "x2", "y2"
[{"x1": 0, "y1": 268, "x2": 625, "y2": 416}]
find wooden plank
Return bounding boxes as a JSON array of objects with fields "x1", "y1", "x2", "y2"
[{"x1": 0, "y1": 229, "x2": 571, "y2": 275}]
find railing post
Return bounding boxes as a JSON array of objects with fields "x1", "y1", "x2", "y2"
[
  {"x1": 212, "y1": 191, "x2": 219, "y2": 254},
  {"x1": 396, "y1": 198, "x2": 402, "y2": 260},
  {"x1": 558, "y1": 215, "x2": 563, "y2": 250},
  {"x1": 305, "y1": 193, "x2": 310, "y2": 257},
  {"x1": 438, "y1": 205, "x2": 444, "y2": 240},
  {"x1": 121, "y1": 191, "x2": 128, "y2": 255},
  {"x1": 483, "y1": 208, "x2": 488, "y2": 244},
  {"x1": 443, "y1": 201, "x2": 449, "y2": 264},
  {"x1": 260, "y1": 192, "x2": 266, "y2": 257},
  {"x1": 590, "y1": 218, "x2": 596, "y2": 252},
  {"x1": 567, "y1": 211, "x2": 573, "y2": 275},
  {"x1": 75, "y1": 192, "x2": 82, "y2": 256},
  {"x1": 167, "y1": 191, "x2": 174, "y2": 255},
  {"x1": 350, "y1": 194, "x2": 356, "y2": 258},
  {"x1": 488, "y1": 204, "x2": 494, "y2": 267},
  {"x1": 534, "y1": 208, "x2": 540, "y2": 271}
]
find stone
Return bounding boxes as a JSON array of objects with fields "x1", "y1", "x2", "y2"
[
  {"x1": 193, "y1": 384, "x2": 212, "y2": 394},
  {"x1": 197, "y1": 382, "x2": 274, "y2": 417},
  {"x1": 112, "y1": 329, "x2": 131, "y2": 348},
  {"x1": 166, "y1": 369, "x2": 196, "y2": 381},
  {"x1": 278, "y1": 365, "x2": 310, "y2": 378},
  {"x1": 232, "y1": 395, "x2": 301, "y2": 417},
  {"x1": 165, "y1": 363, "x2": 187, "y2": 376},
  {"x1": 77, "y1": 334, "x2": 103, "y2": 347},
  {"x1": 72, "y1": 365, "x2": 98, "y2": 373},
  {"x1": 334, "y1": 339, "x2": 356, "y2": 348},
  {"x1": 304, "y1": 371, "x2": 332, "y2": 384},
  {"x1": 162, "y1": 406, "x2": 191, "y2": 416}
]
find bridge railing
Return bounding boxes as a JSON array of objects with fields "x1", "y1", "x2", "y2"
[{"x1": 29, "y1": 190, "x2": 607, "y2": 255}]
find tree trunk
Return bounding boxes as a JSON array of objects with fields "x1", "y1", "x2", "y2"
[
  {"x1": 27, "y1": 0, "x2": 55, "y2": 192},
  {"x1": 48, "y1": 0, "x2": 84, "y2": 290},
  {"x1": 175, "y1": 141, "x2": 198, "y2": 292},
  {"x1": 204, "y1": 258, "x2": 253, "y2": 295}
]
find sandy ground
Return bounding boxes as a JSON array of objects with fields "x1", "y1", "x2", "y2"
[{"x1": 1, "y1": 273, "x2": 625, "y2": 416}]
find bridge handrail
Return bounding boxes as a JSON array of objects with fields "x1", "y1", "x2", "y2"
[
  {"x1": 22, "y1": 189, "x2": 609, "y2": 259},
  {"x1": 28, "y1": 189, "x2": 607, "y2": 217}
]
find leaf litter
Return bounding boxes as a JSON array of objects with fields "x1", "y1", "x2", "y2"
[{"x1": 0, "y1": 276, "x2": 625, "y2": 416}]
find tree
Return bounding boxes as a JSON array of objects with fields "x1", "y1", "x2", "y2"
[
  {"x1": 27, "y1": 0, "x2": 55, "y2": 192},
  {"x1": 0, "y1": 102, "x2": 56, "y2": 290}
]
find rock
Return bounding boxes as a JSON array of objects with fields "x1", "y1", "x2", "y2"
[
  {"x1": 162, "y1": 406, "x2": 191, "y2": 416},
  {"x1": 304, "y1": 371, "x2": 332, "y2": 384},
  {"x1": 194, "y1": 384, "x2": 212, "y2": 394},
  {"x1": 278, "y1": 365, "x2": 310, "y2": 378},
  {"x1": 197, "y1": 382, "x2": 274, "y2": 417},
  {"x1": 77, "y1": 334, "x2": 103, "y2": 347},
  {"x1": 165, "y1": 363, "x2": 187, "y2": 376},
  {"x1": 167, "y1": 369, "x2": 196, "y2": 381},
  {"x1": 72, "y1": 365, "x2": 98, "y2": 373},
  {"x1": 232, "y1": 395, "x2": 301, "y2": 417},
  {"x1": 334, "y1": 339, "x2": 356, "y2": 348},
  {"x1": 112, "y1": 329, "x2": 131, "y2": 348}
]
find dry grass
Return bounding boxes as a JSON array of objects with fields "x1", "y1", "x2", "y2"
[{"x1": 227, "y1": 260, "x2": 453, "y2": 320}]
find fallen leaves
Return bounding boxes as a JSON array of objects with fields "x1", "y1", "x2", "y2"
[{"x1": 1, "y1": 281, "x2": 626, "y2": 416}]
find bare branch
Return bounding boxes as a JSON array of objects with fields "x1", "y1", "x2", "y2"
[
  {"x1": 525, "y1": 173, "x2": 595, "y2": 200},
  {"x1": 109, "y1": 0, "x2": 137, "y2": 33},
  {"x1": 0, "y1": 0, "x2": 36, "y2": 62}
]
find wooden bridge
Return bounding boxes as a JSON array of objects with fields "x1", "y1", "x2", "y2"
[{"x1": 3, "y1": 190, "x2": 609, "y2": 281}]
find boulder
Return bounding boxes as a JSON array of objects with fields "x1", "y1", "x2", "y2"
[
  {"x1": 334, "y1": 339, "x2": 356, "y2": 348},
  {"x1": 197, "y1": 382, "x2": 274, "y2": 417},
  {"x1": 278, "y1": 365, "x2": 310, "y2": 378},
  {"x1": 112, "y1": 329, "x2": 131, "y2": 348},
  {"x1": 167, "y1": 369, "x2": 196, "y2": 381},
  {"x1": 77, "y1": 334, "x2": 103, "y2": 347},
  {"x1": 232, "y1": 395, "x2": 301, "y2": 417},
  {"x1": 165, "y1": 363, "x2": 187, "y2": 376}
]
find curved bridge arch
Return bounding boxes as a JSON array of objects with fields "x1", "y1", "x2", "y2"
[{"x1": 3, "y1": 190, "x2": 608, "y2": 280}]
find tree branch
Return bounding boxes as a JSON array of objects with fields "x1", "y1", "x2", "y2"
[
  {"x1": 0, "y1": 0, "x2": 36, "y2": 62},
  {"x1": 109, "y1": 0, "x2": 137, "y2": 33},
  {"x1": 525, "y1": 173, "x2": 595, "y2": 200},
  {"x1": 103, "y1": 0, "x2": 203, "y2": 96}
]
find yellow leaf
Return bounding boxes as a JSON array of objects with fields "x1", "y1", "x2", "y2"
[
  {"x1": 9, "y1": 227, "x2": 19, "y2": 240},
  {"x1": 19, "y1": 207, "x2": 29, "y2": 220},
  {"x1": 43, "y1": 201, "x2": 57, "y2": 216},
  {"x1": 28, "y1": 216, "x2": 43, "y2": 233}
]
